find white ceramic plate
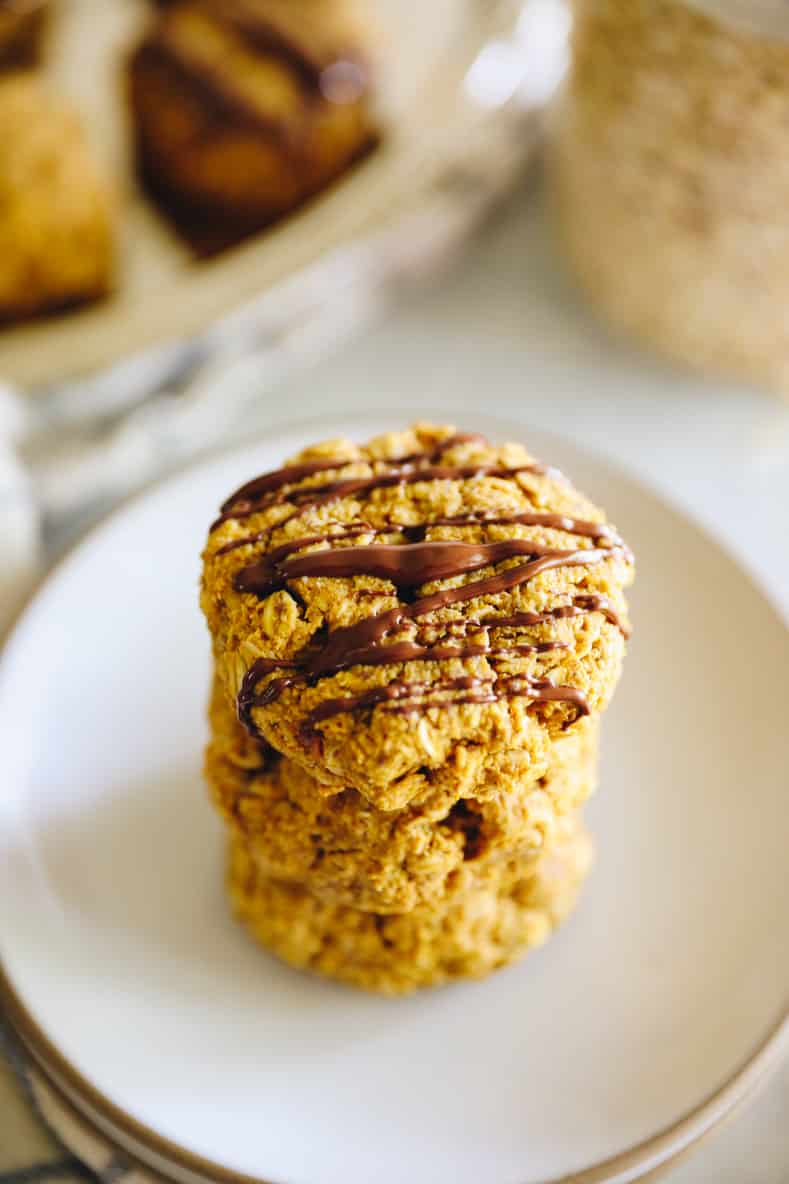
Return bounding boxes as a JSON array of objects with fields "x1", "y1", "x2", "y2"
[
  {"x1": 0, "y1": 0, "x2": 536, "y2": 388},
  {"x1": 1, "y1": 411, "x2": 788, "y2": 1184}
]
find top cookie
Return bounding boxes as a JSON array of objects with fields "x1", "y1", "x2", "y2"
[{"x1": 202, "y1": 424, "x2": 634, "y2": 809}]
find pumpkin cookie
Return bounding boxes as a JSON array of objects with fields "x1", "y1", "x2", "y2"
[
  {"x1": 206, "y1": 672, "x2": 599, "y2": 913},
  {"x1": 227, "y1": 820, "x2": 594, "y2": 994},
  {"x1": 201, "y1": 423, "x2": 633, "y2": 810}
]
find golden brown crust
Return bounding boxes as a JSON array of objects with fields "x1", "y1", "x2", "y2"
[
  {"x1": 201, "y1": 423, "x2": 633, "y2": 809},
  {"x1": 227, "y1": 821, "x2": 594, "y2": 994},
  {"x1": 128, "y1": 0, "x2": 377, "y2": 235},
  {"x1": 0, "y1": 73, "x2": 114, "y2": 321},
  {"x1": 206, "y1": 672, "x2": 599, "y2": 912}
]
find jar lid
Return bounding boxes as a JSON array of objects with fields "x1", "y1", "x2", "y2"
[{"x1": 683, "y1": 0, "x2": 789, "y2": 39}]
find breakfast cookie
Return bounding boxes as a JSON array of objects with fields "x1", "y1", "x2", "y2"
[
  {"x1": 227, "y1": 821, "x2": 594, "y2": 994},
  {"x1": 129, "y1": 0, "x2": 376, "y2": 247},
  {"x1": 202, "y1": 423, "x2": 633, "y2": 810},
  {"x1": 0, "y1": 73, "x2": 114, "y2": 321},
  {"x1": 207, "y1": 672, "x2": 598, "y2": 913},
  {"x1": 0, "y1": 1, "x2": 48, "y2": 68}
]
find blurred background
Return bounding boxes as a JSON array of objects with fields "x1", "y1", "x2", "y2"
[{"x1": 0, "y1": 0, "x2": 788, "y2": 1179}]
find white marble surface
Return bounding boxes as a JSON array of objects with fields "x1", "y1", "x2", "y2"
[{"x1": 247, "y1": 177, "x2": 789, "y2": 1181}]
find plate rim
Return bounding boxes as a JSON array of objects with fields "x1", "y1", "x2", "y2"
[
  {"x1": 4, "y1": 965, "x2": 787, "y2": 1184},
  {"x1": 1, "y1": 409, "x2": 789, "y2": 1184}
]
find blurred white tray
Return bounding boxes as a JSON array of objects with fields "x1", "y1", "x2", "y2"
[
  {"x1": 0, "y1": 0, "x2": 564, "y2": 398},
  {"x1": 0, "y1": 0, "x2": 569, "y2": 531}
]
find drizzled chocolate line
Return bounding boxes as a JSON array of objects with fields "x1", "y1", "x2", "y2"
[
  {"x1": 237, "y1": 658, "x2": 299, "y2": 732},
  {"x1": 472, "y1": 594, "x2": 630, "y2": 639},
  {"x1": 390, "y1": 675, "x2": 590, "y2": 718},
  {"x1": 298, "y1": 673, "x2": 589, "y2": 756},
  {"x1": 305, "y1": 546, "x2": 620, "y2": 679},
  {"x1": 254, "y1": 634, "x2": 568, "y2": 705},
  {"x1": 212, "y1": 434, "x2": 536, "y2": 532},
  {"x1": 214, "y1": 463, "x2": 550, "y2": 533},
  {"x1": 217, "y1": 508, "x2": 618, "y2": 560},
  {"x1": 414, "y1": 511, "x2": 615, "y2": 541},
  {"x1": 318, "y1": 638, "x2": 566, "y2": 667},
  {"x1": 217, "y1": 523, "x2": 372, "y2": 559},
  {"x1": 221, "y1": 457, "x2": 349, "y2": 511},
  {"x1": 236, "y1": 635, "x2": 569, "y2": 734},
  {"x1": 235, "y1": 590, "x2": 628, "y2": 738},
  {"x1": 219, "y1": 432, "x2": 487, "y2": 512},
  {"x1": 235, "y1": 538, "x2": 620, "y2": 598},
  {"x1": 237, "y1": 572, "x2": 618, "y2": 734}
]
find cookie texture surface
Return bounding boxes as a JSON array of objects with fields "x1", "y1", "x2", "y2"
[
  {"x1": 129, "y1": 0, "x2": 377, "y2": 242},
  {"x1": 207, "y1": 673, "x2": 599, "y2": 913},
  {"x1": 228, "y1": 822, "x2": 593, "y2": 994},
  {"x1": 0, "y1": 74, "x2": 114, "y2": 321},
  {"x1": 202, "y1": 423, "x2": 633, "y2": 810}
]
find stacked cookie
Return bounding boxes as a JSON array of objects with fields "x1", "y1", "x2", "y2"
[{"x1": 201, "y1": 424, "x2": 634, "y2": 993}]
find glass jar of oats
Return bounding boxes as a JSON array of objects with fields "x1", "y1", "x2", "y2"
[{"x1": 549, "y1": 0, "x2": 789, "y2": 391}]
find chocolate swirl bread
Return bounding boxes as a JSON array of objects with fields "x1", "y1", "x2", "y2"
[
  {"x1": 129, "y1": 0, "x2": 377, "y2": 245},
  {"x1": 202, "y1": 424, "x2": 633, "y2": 812}
]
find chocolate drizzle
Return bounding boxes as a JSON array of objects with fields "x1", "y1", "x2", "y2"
[
  {"x1": 216, "y1": 508, "x2": 614, "y2": 561},
  {"x1": 237, "y1": 634, "x2": 572, "y2": 734},
  {"x1": 298, "y1": 674, "x2": 590, "y2": 757},
  {"x1": 235, "y1": 573, "x2": 625, "y2": 749},
  {"x1": 235, "y1": 539, "x2": 616, "y2": 599},
  {"x1": 218, "y1": 464, "x2": 549, "y2": 532},
  {"x1": 237, "y1": 658, "x2": 299, "y2": 732},
  {"x1": 212, "y1": 432, "x2": 528, "y2": 532},
  {"x1": 221, "y1": 457, "x2": 349, "y2": 510},
  {"x1": 470, "y1": 595, "x2": 629, "y2": 638},
  {"x1": 299, "y1": 547, "x2": 620, "y2": 680},
  {"x1": 214, "y1": 434, "x2": 632, "y2": 753}
]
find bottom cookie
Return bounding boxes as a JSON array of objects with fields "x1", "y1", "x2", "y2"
[{"x1": 227, "y1": 823, "x2": 593, "y2": 995}]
